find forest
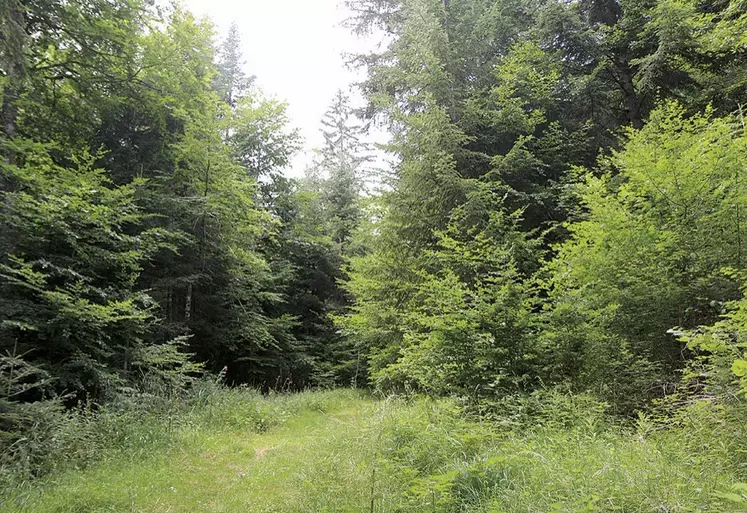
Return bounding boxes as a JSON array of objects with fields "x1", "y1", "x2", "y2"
[{"x1": 2, "y1": 0, "x2": 747, "y2": 510}]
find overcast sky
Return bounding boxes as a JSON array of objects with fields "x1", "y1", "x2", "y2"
[{"x1": 181, "y1": 0, "x2": 384, "y2": 177}]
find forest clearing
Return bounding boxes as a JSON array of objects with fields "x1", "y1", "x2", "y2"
[{"x1": 3, "y1": 0, "x2": 747, "y2": 510}]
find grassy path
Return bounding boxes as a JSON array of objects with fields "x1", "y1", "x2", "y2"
[
  {"x1": 1, "y1": 395, "x2": 385, "y2": 513},
  {"x1": 2, "y1": 390, "x2": 744, "y2": 512}
]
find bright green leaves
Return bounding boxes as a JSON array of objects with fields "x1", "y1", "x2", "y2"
[
  {"x1": 480, "y1": 41, "x2": 560, "y2": 138},
  {"x1": 0, "y1": 142, "x2": 183, "y2": 399},
  {"x1": 681, "y1": 272, "x2": 747, "y2": 397},
  {"x1": 340, "y1": 0, "x2": 747, "y2": 405},
  {"x1": 542, "y1": 103, "x2": 747, "y2": 409},
  {"x1": 731, "y1": 359, "x2": 747, "y2": 378}
]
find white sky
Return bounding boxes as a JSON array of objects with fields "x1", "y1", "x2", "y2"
[{"x1": 182, "y1": 0, "x2": 385, "y2": 177}]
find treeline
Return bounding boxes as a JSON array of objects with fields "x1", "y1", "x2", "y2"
[
  {"x1": 2, "y1": 0, "x2": 747, "y2": 434},
  {"x1": 341, "y1": 0, "x2": 747, "y2": 412},
  {"x1": 0, "y1": 0, "x2": 367, "y2": 417}
]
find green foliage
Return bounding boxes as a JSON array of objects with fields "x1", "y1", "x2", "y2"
[
  {"x1": 5, "y1": 0, "x2": 747, "y2": 505},
  {"x1": 0, "y1": 0, "x2": 370, "y2": 485},
  {"x1": 0, "y1": 0, "x2": 346, "y2": 394},
  {"x1": 344, "y1": 0, "x2": 747, "y2": 408},
  {"x1": 0, "y1": 142, "x2": 187, "y2": 400},
  {"x1": 367, "y1": 195, "x2": 539, "y2": 395},
  {"x1": 542, "y1": 103, "x2": 747, "y2": 409},
  {"x1": 678, "y1": 272, "x2": 747, "y2": 399}
]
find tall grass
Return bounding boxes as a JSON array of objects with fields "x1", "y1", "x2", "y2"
[
  {"x1": 3, "y1": 387, "x2": 747, "y2": 512},
  {"x1": 0, "y1": 379, "x2": 363, "y2": 489},
  {"x1": 370, "y1": 390, "x2": 747, "y2": 512}
]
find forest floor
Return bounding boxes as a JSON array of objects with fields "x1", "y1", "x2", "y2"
[{"x1": 1, "y1": 389, "x2": 745, "y2": 513}]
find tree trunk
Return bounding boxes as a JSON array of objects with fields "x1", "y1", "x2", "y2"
[
  {"x1": 1, "y1": 0, "x2": 26, "y2": 167},
  {"x1": 184, "y1": 284, "x2": 193, "y2": 321},
  {"x1": 611, "y1": 55, "x2": 643, "y2": 129}
]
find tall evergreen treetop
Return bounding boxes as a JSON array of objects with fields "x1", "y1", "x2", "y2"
[
  {"x1": 214, "y1": 22, "x2": 255, "y2": 107},
  {"x1": 315, "y1": 90, "x2": 372, "y2": 246}
]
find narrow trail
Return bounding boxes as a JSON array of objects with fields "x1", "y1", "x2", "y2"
[{"x1": 3, "y1": 399, "x2": 383, "y2": 513}]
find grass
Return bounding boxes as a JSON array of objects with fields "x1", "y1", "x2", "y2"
[
  {"x1": 2, "y1": 388, "x2": 747, "y2": 512},
  {"x1": 1, "y1": 389, "x2": 382, "y2": 512}
]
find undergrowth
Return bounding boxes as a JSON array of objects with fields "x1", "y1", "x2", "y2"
[{"x1": 373, "y1": 390, "x2": 747, "y2": 512}]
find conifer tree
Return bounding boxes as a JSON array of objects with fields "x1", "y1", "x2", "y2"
[
  {"x1": 214, "y1": 22, "x2": 255, "y2": 107},
  {"x1": 317, "y1": 90, "x2": 371, "y2": 248}
]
